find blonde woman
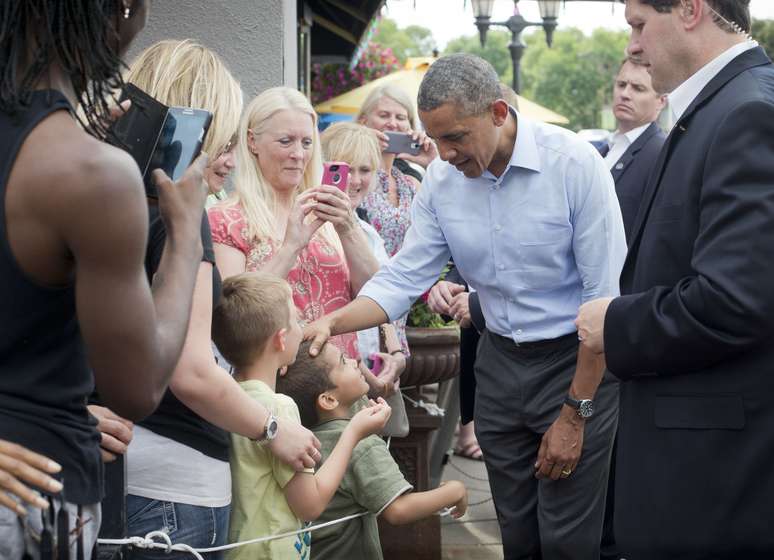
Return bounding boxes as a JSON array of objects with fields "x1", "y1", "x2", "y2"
[
  {"x1": 356, "y1": 84, "x2": 437, "y2": 256},
  {"x1": 320, "y1": 122, "x2": 407, "y2": 399},
  {"x1": 209, "y1": 87, "x2": 378, "y2": 361},
  {"x1": 88, "y1": 41, "x2": 321, "y2": 558}
]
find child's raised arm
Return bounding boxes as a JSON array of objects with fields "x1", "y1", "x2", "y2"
[
  {"x1": 284, "y1": 400, "x2": 391, "y2": 521},
  {"x1": 381, "y1": 480, "x2": 468, "y2": 525}
]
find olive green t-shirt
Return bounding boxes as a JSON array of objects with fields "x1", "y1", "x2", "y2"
[{"x1": 311, "y1": 419, "x2": 412, "y2": 560}]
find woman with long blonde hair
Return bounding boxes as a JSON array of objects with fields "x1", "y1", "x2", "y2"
[
  {"x1": 209, "y1": 87, "x2": 378, "y2": 360},
  {"x1": 88, "y1": 41, "x2": 321, "y2": 558}
]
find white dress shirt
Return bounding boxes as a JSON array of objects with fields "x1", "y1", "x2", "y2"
[
  {"x1": 359, "y1": 112, "x2": 626, "y2": 344},
  {"x1": 604, "y1": 122, "x2": 652, "y2": 170},
  {"x1": 669, "y1": 40, "x2": 758, "y2": 123}
]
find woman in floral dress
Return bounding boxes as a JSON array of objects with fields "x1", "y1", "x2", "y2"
[
  {"x1": 209, "y1": 87, "x2": 378, "y2": 359},
  {"x1": 356, "y1": 85, "x2": 437, "y2": 256}
]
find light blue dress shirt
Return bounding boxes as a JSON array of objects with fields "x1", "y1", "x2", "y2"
[{"x1": 360, "y1": 113, "x2": 626, "y2": 343}]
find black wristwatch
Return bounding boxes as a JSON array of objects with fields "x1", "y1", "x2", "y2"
[{"x1": 564, "y1": 396, "x2": 594, "y2": 419}]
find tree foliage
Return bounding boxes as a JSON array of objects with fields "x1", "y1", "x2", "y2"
[
  {"x1": 751, "y1": 19, "x2": 774, "y2": 58},
  {"x1": 520, "y1": 28, "x2": 628, "y2": 131},
  {"x1": 372, "y1": 18, "x2": 437, "y2": 64},
  {"x1": 439, "y1": 26, "x2": 628, "y2": 131},
  {"x1": 443, "y1": 30, "x2": 513, "y2": 85}
]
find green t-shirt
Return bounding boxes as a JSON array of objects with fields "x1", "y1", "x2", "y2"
[
  {"x1": 311, "y1": 419, "x2": 412, "y2": 560},
  {"x1": 228, "y1": 379, "x2": 312, "y2": 560}
]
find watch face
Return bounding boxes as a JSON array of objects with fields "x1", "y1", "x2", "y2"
[
  {"x1": 579, "y1": 400, "x2": 594, "y2": 418},
  {"x1": 266, "y1": 417, "x2": 279, "y2": 440}
]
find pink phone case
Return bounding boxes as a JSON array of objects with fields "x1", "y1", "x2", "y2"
[
  {"x1": 369, "y1": 353, "x2": 383, "y2": 376},
  {"x1": 322, "y1": 161, "x2": 350, "y2": 192}
]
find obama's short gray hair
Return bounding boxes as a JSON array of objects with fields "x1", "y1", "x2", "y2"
[{"x1": 418, "y1": 53, "x2": 502, "y2": 117}]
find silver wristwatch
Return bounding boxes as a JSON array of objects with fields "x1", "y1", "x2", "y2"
[
  {"x1": 564, "y1": 396, "x2": 594, "y2": 419},
  {"x1": 254, "y1": 413, "x2": 279, "y2": 442}
]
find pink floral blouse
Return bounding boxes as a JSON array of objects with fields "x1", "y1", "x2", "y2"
[
  {"x1": 361, "y1": 167, "x2": 417, "y2": 257},
  {"x1": 208, "y1": 203, "x2": 359, "y2": 359}
]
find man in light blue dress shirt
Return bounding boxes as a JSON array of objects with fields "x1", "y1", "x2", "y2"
[{"x1": 305, "y1": 54, "x2": 626, "y2": 559}]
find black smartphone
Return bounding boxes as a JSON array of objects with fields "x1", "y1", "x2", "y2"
[
  {"x1": 147, "y1": 107, "x2": 212, "y2": 194},
  {"x1": 109, "y1": 83, "x2": 212, "y2": 198},
  {"x1": 384, "y1": 131, "x2": 421, "y2": 156}
]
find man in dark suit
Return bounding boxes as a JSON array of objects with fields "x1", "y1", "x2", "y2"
[
  {"x1": 599, "y1": 56, "x2": 666, "y2": 560},
  {"x1": 576, "y1": 0, "x2": 774, "y2": 557},
  {"x1": 602, "y1": 58, "x2": 667, "y2": 242}
]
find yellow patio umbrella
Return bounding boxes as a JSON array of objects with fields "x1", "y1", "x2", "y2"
[{"x1": 314, "y1": 57, "x2": 569, "y2": 125}]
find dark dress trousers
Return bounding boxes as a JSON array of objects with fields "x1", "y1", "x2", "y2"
[
  {"x1": 608, "y1": 122, "x2": 666, "y2": 243},
  {"x1": 604, "y1": 47, "x2": 774, "y2": 558}
]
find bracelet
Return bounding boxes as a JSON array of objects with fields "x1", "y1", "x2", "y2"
[{"x1": 389, "y1": 349, "x2": 405, "y2": 356}]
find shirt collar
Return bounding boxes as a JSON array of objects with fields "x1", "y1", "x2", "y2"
[
  {"x1": 622, "y1": 122, "x2": 652, "y2": 144},
  {"x1": 477, "y1": 106, "x2": 541, "y2": 182},
  {"x1": 609, "y1": 121, "x2": 651, "y2": 150},
  {"x1": 669, "y1": 40, "x2": 757, "y2": 122},
  {"x1": 482, "y1": 106, "x2": 541, "y2": 180}
]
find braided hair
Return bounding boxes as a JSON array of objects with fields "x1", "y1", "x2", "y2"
[{"x1": 0, "y1": 0, "x2": 127, "y2": 138}]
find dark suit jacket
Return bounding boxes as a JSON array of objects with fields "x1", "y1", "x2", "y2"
[
  {"x1": 607, "y1": 122, "x2": 666, "y2": 243},
  {"x1": 604, "y1": 47, "x2": 774, "y2": 558}
]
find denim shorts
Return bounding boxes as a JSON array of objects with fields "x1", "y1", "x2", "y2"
[{"x1": 126, "y1": 495, "x2": 230, "y2": 560}]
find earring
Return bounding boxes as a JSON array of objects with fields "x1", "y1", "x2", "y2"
[{"x1": 123, "y1": 3, "x2": 131, "y2": 19}]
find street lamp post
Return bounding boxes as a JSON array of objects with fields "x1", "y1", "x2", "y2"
[{"x1": 472, "y1": 0, "x2": 560, "y2": 94}]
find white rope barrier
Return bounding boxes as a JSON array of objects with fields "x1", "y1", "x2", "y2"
[
  {"x1": 402, "y1": 392, "x2": 445, "y2": 417},
  {"x1": 98, "y1": 511, "x2": 369, "y2": 557}
]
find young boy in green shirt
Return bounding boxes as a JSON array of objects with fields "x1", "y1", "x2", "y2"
[
  {"x1": 277, "y1": 340, "x2": 468, "y2": 560},
  {"x1": 212, "y1": 271, "x2": 392, "y2": 560}
]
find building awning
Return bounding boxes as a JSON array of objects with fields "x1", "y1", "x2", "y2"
[{"x1": 301, "y1": 0, "x2": 387, "y2": 63}]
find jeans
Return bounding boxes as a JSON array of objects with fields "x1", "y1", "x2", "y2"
[{"x1": 126, "y1": 495, "x2": 230, "y2": 560}]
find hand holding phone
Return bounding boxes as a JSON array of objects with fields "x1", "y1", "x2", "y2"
[
  {"x1": 366, "y1": 353, "x2": 384, "y2": 376},
  {"x1": 108, "y1": 83, "x2": 212, "y2": 198},
  {"x1": 322, "y1": 161, "x2": 350, "y2": 192},
  {"x1": 384, "y1": 132, "x2": 421, "y2": 156}
]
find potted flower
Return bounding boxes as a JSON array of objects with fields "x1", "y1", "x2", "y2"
[{"x1": 400, "y1": 290, "x2": 461, "y2": 388}]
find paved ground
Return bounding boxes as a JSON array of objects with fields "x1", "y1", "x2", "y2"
[{"x1": 440, "y1": 454, "x2": 503, "y2": 559}]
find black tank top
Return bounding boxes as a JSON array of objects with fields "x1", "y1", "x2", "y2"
[{"x1": 0, "y1": 90, "x2": 102, "y2": 505}]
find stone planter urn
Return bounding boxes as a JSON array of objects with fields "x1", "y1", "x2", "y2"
[
  {"x1": 379, "y1": 325, "x2": 460, "y2": 560},
  {"x1": 400, "y1": 325, "x2": 461, "y2": 387}
]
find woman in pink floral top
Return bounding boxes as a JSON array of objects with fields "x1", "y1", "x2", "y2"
[{"x1": 208, "y1": 87, "x2": 379, "y2": 359}]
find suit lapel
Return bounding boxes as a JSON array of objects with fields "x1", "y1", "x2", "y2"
[
  {"x1": 624, "y1": 47, "x2": 771, "y2": 270},
  {"x1": 611, "y1": 123, "x2": 660, "y2": 183}
]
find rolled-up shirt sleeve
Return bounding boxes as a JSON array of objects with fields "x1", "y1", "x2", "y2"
[
  {"x1": 569, "y1": 149, "x2": 627, "y2": 303},
  {"x1": 359, "y1": 181, "x2": 451, "y2": 322}
]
